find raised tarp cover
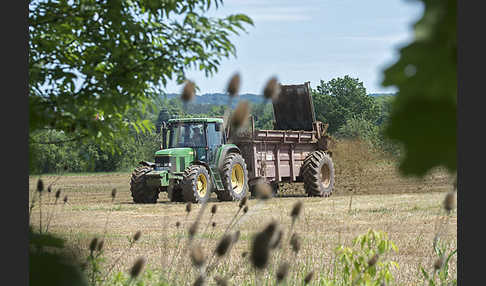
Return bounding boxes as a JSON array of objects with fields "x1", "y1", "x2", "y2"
[{"x1": 272, "y1": 82, "x2": 316, "y2": 131}]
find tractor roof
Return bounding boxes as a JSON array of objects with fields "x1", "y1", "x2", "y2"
[{"x1": 168, "y1": 117, "x2": 224, "y2": 124}]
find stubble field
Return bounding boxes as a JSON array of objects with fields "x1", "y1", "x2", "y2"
[{"x1": 28, "y1": 141, "x2": 457, "y2": 285}]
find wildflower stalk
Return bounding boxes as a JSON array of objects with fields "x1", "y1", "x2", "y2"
[{"x1": 101, "y1": 232, "x2": 140, "y2": 283}]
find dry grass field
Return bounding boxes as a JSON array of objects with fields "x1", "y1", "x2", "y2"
[{"x1": 28, "y1": 141, "x2": 457, "y2": 285}]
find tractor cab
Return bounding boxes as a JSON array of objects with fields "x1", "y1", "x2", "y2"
[{"x1": 163, "y1": 118, "x2": 225, "y2": 164}]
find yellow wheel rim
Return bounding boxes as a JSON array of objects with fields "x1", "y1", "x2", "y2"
[
  {"x1": 320, "y1": 164, "x2": 331, "y2": 188},
  {"x1": 196, "y1": 174, "x2": 208, "y2": 197},
  {"x1": 231, "y1": 164, "x2": 245, "y2": 194}
]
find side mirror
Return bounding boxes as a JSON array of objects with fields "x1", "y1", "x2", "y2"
[
  {"x1": 215, "y1": 123, "x2": 222, "y2": 132},
  {"x1": 161, "y1": 122, "x2": 168, "y2": 149}
]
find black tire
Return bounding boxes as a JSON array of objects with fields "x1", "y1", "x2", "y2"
[
  {"x1": 181, "y1": 165, "x2": 211, "y2": 203},
  {"x1": 300, "y1": 150, "x2": 334, "y2": 197},
  {"x1": 130, "y1": 165, "x2": 160, "y2": 203},
  {"x1": 217, "y1": 153, "x2": 249, "y2": 201},
  {"x1": 167, "y1": 184, "x2": 185, "y2": 202}
]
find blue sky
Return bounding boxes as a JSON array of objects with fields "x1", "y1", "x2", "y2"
[{"x1": 164, "y1": 0, "x2": 424, "y2": 95}]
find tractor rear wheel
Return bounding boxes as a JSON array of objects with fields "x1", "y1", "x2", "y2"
[
  {"x1": 181, "y1": 165, "x2": 211, "y2": 203},
  {"x1": 217, "y1": 153, "x2": 249, "y2": 201},
  {"x1": 301, "y1": 150, "x2": 334, "y2": 197},
  {"x1": 130, "y1": 165, "x2": 160, "y2": 203}
]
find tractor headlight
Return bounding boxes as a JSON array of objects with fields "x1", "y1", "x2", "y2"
[{"x1": 163, "y1": 162, "x2": 171, "y2": 167}]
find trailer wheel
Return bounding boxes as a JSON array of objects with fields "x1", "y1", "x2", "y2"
[
  {"x1": 130, "y1": 165, "x2": 160, "y2": 203},
  {"x1": 217, "y1": 153, "x2": 249, "y2": 201},
  {"x1": 301, "y1": 150, "x2": 334, "y2": 197},
  {"x1": 181, "y1": 165, "x2": 211, "y2": 203}
]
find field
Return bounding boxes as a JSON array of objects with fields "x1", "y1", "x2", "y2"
[{"x1": 28, "y1": 143, "x2": 457, "y2": 285}]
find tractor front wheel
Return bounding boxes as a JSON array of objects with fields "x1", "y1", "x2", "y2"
[
  {"x1": 167, "y1": 184, "x2": 185, "y2": 202},
  {"x1": 130, "y1": 165, "x2": 160, "y2": 203},
  {"x1": 181, "y1": 165, "x2": 211, "y2": 203}
]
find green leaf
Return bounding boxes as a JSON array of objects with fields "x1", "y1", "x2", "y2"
[{"x1": 381, "y1": 0, "x2": 456, "y2": 176}]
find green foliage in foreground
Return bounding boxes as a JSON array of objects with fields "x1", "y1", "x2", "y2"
[
  {"x1": 419, "y1": 238, "x2": 457, "y2": 286},
  {"x1": 29, "y1": 0, "x2": 253, "y2": 154},
  {"x1": 381, "y1": 0, "x2": 456, "y2": 176}
]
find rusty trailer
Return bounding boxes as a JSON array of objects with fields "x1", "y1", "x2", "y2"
[{"x1": 232, "y1": 82, "x2": 335, "y2": 197}]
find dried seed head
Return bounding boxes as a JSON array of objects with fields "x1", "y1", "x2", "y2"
[
  {"x1": 211, "y1": 204, "x2": 218, "y2": 215},
  {"x1": 63, "y1": 195, "x2": 68, "y2": 204},
  {"x1": 130, "y1": 257, "x2": 146, "y2": 278},
  {"x1": 263, "y1": 221, "x2": 278, "y2": 238},
  {"x1": 186, "y1": 202, "x2": 192, "y2": 214},
  {"x1": 368, "y1": 254, "x2": 379, "y2": 267},
  {"x1": 55, "y1": 190, "x2": 61, "y2": 199},
  {"x1": 97, "y1": 239, "x2": 104, "y2": 252},
  {"x1": 263, "y1": 77, "x2": 280, "y2": 101},
  {"x1": 176, "y1": 221, "x2": 181, "y2": 228},
  {"x1": 193, "y1": 275, "x2": 205, "y2": 286},
  {"x1": 233, "y1": 230, "x2": 241, "y2": 244},
  {"x1": 212, "y1": 222, "x2": 217, "y2": 228},
  {"x1": 270, "y1": 229, "x2": 283, "y2": 249},
  {"x1": 181, "y1": 80, "x2": 196, "y2": 102},
  {"x1": 434, "y1": 256, "x2": 445, "y2": 271},
  {"x1": 89, "y1": 237, "x2": 98, "y2": 253},
  {"x1": 251, "y1": 233, "x2": 270, "y2": 270},
  {"x1": 304, "y1": 271, "x2": 314, "y2": 284},
  {"x1": 111, "y1": 188, "x2": 117, "y2": 201},
  {"x1": 227, "y1": 73, "x2": 241, "y2": 97},
  {"x1": 214, "y1": 276, "x2": 228, "y2": 286},
  {"x1": 290, "y1": 233, "x2": 300, "y2": 254},
  {"x1": 215, "y1": 234, "x2": 233, "y2": 257},
  {"x1": 133, "y1": 231, "x2": 142, "y2": 242},
  {"x1": 230, "y1": 101, "x2": 250, "y2": 131},
  {"x1": 290, "y1": 201, "x2": 303, "y2": 220},
  {"x1": 276, "y1": 262, "x2": 290, "y2": 283},
  {"x1": 37, "y1": 179, "x2": 44, "y2": 193},
  {"x1": 255, "y1": 183, "x2": 272, "y2": 200},
  {"x1": 443, "y1": 191, "x2": 456, "y2": 212},
  {"x1": 243, "y1": 205, "x2": 249, "y2": 214},
  {"x1": 251, "y1": 221, "x2": 278, "y2": 269},
  {"x1": 239, "y1": 195, "x2": 248, "y2": 208},
  {"x1": 189, "y1": 222, "x2": 198, "y2": 240},
  {"x1": 190, "y1": 245, "x2": 206, "y2": 268}
]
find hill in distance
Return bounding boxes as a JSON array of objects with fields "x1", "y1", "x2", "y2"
[{"x1": 162, "y1": 92, "x2": 395, "y2": 107}]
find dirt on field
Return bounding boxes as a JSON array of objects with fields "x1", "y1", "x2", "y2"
[{"x1": 28, "y1": 141, "x2": 456, "y2": 285}]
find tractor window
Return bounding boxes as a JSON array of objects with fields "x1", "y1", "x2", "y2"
[
  {"x1": 169, "y1": 123, "x2": 206, "y2": 148},
  {"x1": 207, "y1": 123, "x2": 223, "y2": 149}
]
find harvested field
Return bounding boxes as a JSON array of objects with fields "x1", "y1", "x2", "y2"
[{"x1": 29, "y1": 160, "x2": 456, "y2": 285}]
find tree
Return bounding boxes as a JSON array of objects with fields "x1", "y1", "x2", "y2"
[
  {"x1": 311, "y1": 76, "x2": 380, "y2": 134},
  {"x1": 381, "y1": 0, "x2": 456, "y2": 176},
  {"x1": 29, "y1": 0, "x2": 253, "y2": 154}
]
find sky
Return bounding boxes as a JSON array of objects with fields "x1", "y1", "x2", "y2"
[{"x1": 163, "y1": 0, "x2": 424, "y2": 95}]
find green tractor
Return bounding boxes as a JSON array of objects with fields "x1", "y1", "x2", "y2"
[{"x1": 130, "y1": 117, "x2": 249, "y2": 204}]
